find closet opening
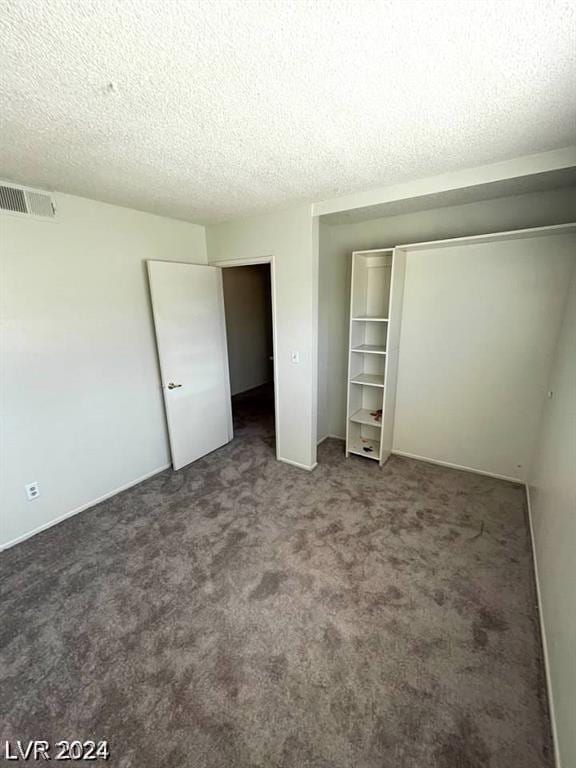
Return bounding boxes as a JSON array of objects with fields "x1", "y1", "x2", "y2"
[{"x1": 221, "y1": 261, "x2": 277, "y2": 456}]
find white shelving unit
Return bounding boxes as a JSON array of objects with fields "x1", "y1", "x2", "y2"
[{"x1": 345, "y1": 248, "x2": 406, "y2": 465}]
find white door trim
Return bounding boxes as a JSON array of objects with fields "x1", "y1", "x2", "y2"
[{"x1": 212, "y1": 255, "x2": 280, "y2": 461}]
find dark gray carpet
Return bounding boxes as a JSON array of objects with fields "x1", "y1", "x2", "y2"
[{"x1": 0, "y1": 387, "x2": 552, "y2": 767}]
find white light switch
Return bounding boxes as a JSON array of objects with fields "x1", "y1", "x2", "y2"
[{"x1": 290, "y1": 351, "x2": 300, "y2": 364}]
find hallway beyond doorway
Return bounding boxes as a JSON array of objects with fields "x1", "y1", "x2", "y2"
[{"x1": 231, "y1": 383, "x2": 275, "y2": 451}]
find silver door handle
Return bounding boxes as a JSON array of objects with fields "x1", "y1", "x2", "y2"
[{"x1": 167, "y1": 382, "x2": 182, "y2": 389}]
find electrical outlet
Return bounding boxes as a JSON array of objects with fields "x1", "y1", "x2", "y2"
[
  {"x1": 25, "y1": 481, "x2": 40, "y2": 501},
  {"x1": 290, "y1": 351, "x2": 300, "y2": 364}
]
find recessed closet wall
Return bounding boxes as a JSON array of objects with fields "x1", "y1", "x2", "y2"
[{"x1": 317, "y1": 185, "x2": 576, "y2": 481}]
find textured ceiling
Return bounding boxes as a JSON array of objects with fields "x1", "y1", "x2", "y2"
[{"x1": 1, "y1": 0, "x2": 575, "y2": 223}]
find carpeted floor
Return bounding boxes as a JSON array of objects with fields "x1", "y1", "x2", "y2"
[{"x1": 0, "y1": 386, "x2": 552, "y2": 767}]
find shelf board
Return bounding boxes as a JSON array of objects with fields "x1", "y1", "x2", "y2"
[
  {"x1": 350, "y1": 409, "x2": 383, "y2": 428},
  {"x1": 348, "y1": 437, "x2": 380, "y2": 461},
  {"x1": 350, "y1": 373, "x2": 384, "y2": 388},
  {"x1": 351, "y1": 344, "x2": 387, "y2": 355},
  {"x1": 352, "y1": 316, "x2": 389, "y2": 322}
]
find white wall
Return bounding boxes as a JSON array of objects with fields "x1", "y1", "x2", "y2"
[
  {"x1": 318, "y1": 186, "x2": 576, "y2": 444},
  {"x1": 0, "y1": 192, "x2": 207, "y2": 548},
  {"x1": 222, "y1": 265, "x2": 272, "y2": 395},
  {"x1": 207, "y1": 205, "x2": 317, "y2": 469},
  {"x1": 528, "y1": 264, "x2": 576, "y2": 768},
  {"x1": 393, "y1": 234, "x2": 575, "y2": 481},
  {"x1": 317, "y1": 224, "x2": 333, "y2": 442},
  {"x1": 317, "y1": 220, "x2": 350, "y2": 442}
]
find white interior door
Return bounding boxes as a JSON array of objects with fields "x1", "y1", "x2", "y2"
[{"x1": 147, "y1": 261, "x2": 233, "y2": 470}]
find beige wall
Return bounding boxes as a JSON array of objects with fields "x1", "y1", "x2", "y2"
[
  {"x1": 207, "y1": 205, "x2": 317, "y2": 469},
  {"x1": 528, "y1": 263, "x2": 576, "y2": 768},
  {"x1": 0, "y1": 192, "x2": 207, "y2": 548},
  {"x1": 318, "y1": 186, "x2": 576, "y2": 443},
  {"x1": 222, "y1": 265, "x2": 273, "y2": 396}
]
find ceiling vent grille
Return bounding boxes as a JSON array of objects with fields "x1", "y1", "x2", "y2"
[{"x1": 0, "y1": 182, "x2": 55, "y2": 219}]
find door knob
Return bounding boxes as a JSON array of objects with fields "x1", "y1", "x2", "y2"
[{"x1": 167, "y1": 382, "x2": 182, "y2": 389}]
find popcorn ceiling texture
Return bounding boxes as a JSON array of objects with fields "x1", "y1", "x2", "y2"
[{"x1": 0, "y1": 0, "x2": 575, "y2": 222}]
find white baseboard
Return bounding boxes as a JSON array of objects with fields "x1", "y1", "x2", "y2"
[
  {"x1": 0, "y1": 463, "x2": 172, "y2": 552},
  {"x1": 317, "y1": 434, "x2": 345, "y2": 446},
  {"x1": 525, "y1": 485, "x2": 561, "y2": 768},
  {"x1": 278, "y1": 456, "x2": 317, "y2": 471},
  {"x1": 391, "y1": 450, "x2": 522, "y2": 484}
]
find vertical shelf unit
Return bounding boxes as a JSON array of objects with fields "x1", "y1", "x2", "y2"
[{"x1": 345, "y1": 248, "x2": 406, "y2": 465}]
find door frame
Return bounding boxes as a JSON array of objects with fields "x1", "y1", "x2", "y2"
[{"x1": 212, "y1": 255, "x2": 280, "y2": 460}]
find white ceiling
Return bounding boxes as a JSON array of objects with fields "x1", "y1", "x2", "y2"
[{"x1": 1, "y1": 0, "x2": 575, "y2": 223}]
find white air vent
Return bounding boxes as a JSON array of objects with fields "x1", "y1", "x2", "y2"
[{"x1": 0, "y1": 182, "x2": 55, "y2": 219}]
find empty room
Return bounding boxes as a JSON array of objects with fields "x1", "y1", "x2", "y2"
[{"x1": 1, "y1": 2, "x2": 575, "y2": 767}]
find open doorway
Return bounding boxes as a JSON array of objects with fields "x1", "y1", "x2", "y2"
[{"x1": 221, "y1": 262, "x2": 276, "y2": 454}]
